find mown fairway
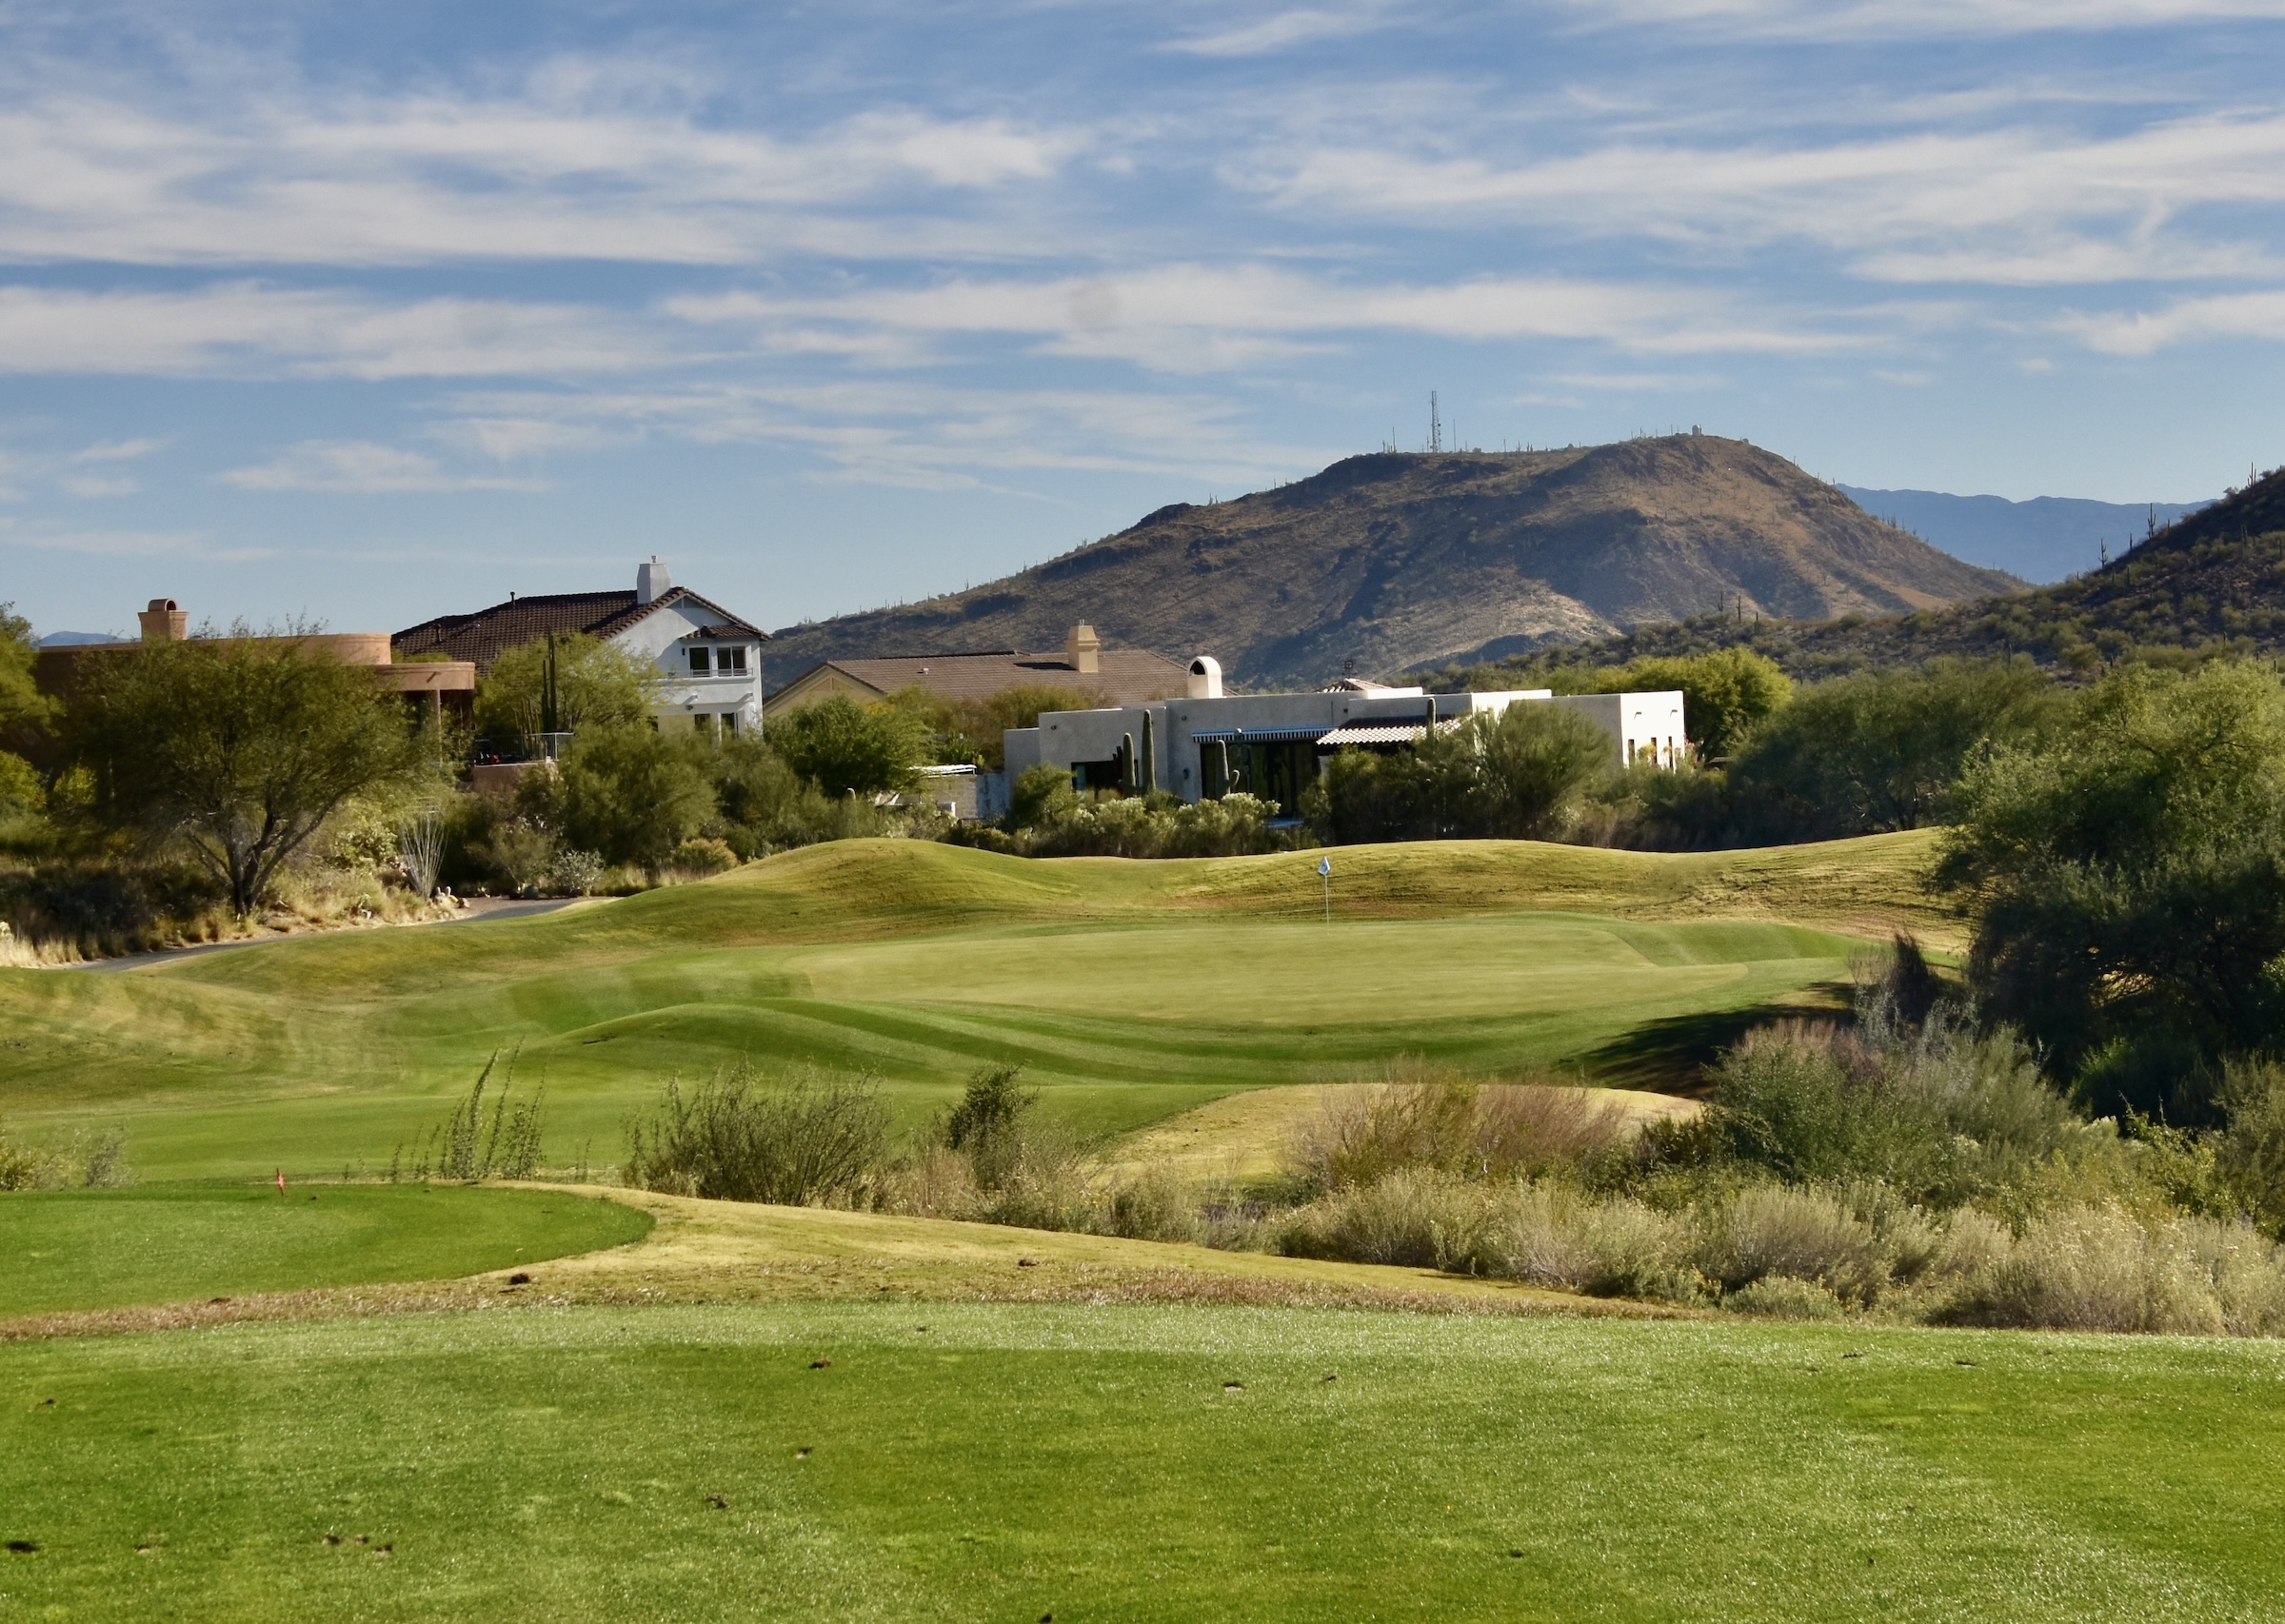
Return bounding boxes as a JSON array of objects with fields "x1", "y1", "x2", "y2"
[
  {"x1": 0, "y1": 1187, "x2": 650, "y2": 1318},
  {"x1": 5, "y1": 1300, "x2": 2281, "y2": 1623},
  {"x1": 0, "y1": 835, "x2": 1940, "y2": 1180}
]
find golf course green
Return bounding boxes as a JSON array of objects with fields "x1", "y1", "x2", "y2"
[{"x1": 0, "y1": 835, "x2": 1935, "y2": 1181}]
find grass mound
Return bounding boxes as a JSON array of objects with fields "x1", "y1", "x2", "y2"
[{"x1": 0, "y1": 1185, "x2": 650, "y2": 1317}]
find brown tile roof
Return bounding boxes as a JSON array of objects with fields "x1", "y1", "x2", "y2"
[
  {"x1": 392, "y1": 587, "x2": 765, "y2": 672},
  {"x1": 774, "y1": 648, "x2": 1187, "y2": 707}
]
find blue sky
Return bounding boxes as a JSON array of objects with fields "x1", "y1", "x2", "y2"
[{"x1": 2, "y1": 0, "x2": 2282, "y2": 638}]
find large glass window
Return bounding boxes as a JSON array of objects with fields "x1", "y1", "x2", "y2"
[
  {"x1": 1213, "y1": 741, "x2": 1317, "y2": 818},
  {"x1": 689, "y1": 646, "x2": 712, "y2": 674}
]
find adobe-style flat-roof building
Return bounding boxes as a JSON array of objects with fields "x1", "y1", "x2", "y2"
[
  {"x1": 1005, "y1": 658, "x2": 1687, "y2": 814},
  {"x1": 393, "y1": 559, "x2": 766, "y2": 737},
  {"x1": 767, "y1": 624, "x2": 1187, "y2": 715},
  {"x1": 30, "y1": 598, "x2": 477, "y2": 725}
]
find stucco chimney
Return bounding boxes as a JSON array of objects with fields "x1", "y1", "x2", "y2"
[
  {"x1": 637, "y1": 557, "x2": 672, "y2": 604},
  {"x1": 1065, "y1": 623, "x2": 1101, "y2": 675},
  {"x1": 1187, "y1": 655, "x2": 1222, "y2": 699},
  {"x1": 138, "y1": 598, "x2": 187, "y2": 643}
]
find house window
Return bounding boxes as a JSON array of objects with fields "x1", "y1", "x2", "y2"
[
  {"x1": 723, "y1": 711, "x2": 740, "y2": 737},
  {"x1": 689, "y1": 646, "x2": 712, "y2": 674},
  {"x1": 723, "y1": 646, "x2": 748, "y2": 673}
]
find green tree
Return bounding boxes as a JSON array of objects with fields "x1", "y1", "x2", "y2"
[
  {"x1": 769, "y1": 695, "x2": 924, "y2": 799},
  {"x1": 1939, "y1": 663, "x2": 2285, "y2": 1116},
  {"x1": 64, "y1": 631, "x2": 425, "y2": 916},
  {"x1": 1306, "y1": 702, "x2": 1612, "y2": 844},
  {"x1": 548, "y1": 723, "x2": 717, "y2": 867},
  {"x1": 1614, "y1": 648, "x2": 1792, "y2": 762},
  {"x1": 1469, "y1": 701, "x2": 1617, "y2": 838},
  {"x1": 1728, "y1": 659, "x2": 2055, "y2": 841},
  {"x1": 475, "y1": 632, "x2": 655, "y2": 756},
  {"x1": 0, "y1": 603, "x2": 53, "y2": 775}
]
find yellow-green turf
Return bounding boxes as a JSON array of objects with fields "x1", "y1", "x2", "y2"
[
  {"x1": 2, "y1": 1301, "x2": 2279, "y2": 1622},
  {"x1": 0, "y1": 1187, "x2": 651, "y2": 1317},
  {"x1": 0, "y1": 836, "x2": 1944, "y2": 1180}
]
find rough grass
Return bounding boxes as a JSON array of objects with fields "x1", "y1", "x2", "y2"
[
  {"x1": 0, "y1": 1185, "x2": 651, "y2": 1317},
  {"x1": 4, "y1": 1297, "x2": 2281, "y2": 1623},
  {"x1": 0, "y1": 836, "x2": 1914, "y2": 1180}
]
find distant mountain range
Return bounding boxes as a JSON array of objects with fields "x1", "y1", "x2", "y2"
[
  {"x1": 1835, "y1": 487, "x2": 2209, "y2": 585},
  {"x1": 764, "y1": 436, "x2": 2019, "y2": 690}
]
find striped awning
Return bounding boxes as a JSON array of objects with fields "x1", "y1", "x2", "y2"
[
  {"x1": 1188, "y1": 726, "x2": 1330, "y2": 744},
  {"x1": 1319, "y1": 718, "x2": 1461, "y2": 748}
]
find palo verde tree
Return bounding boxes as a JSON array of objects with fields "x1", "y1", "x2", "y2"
[
  {"x1": 64, "y1": 628, "x2": 427, "y2": 916},
  {"x1": 768, "y1": 694, "x2": 924, "y2": 799},
  {"x1": 474, "y1": 631, "x2": 656, "y2": 757}
]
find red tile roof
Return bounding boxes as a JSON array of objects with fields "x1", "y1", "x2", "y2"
[{"x1": 392, "y1": 587, "x2": 765, "y2": 672}]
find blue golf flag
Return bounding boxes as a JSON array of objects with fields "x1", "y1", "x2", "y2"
[{"x1": 1318, "y1": 857, "x2": 1332, "y2": 877}]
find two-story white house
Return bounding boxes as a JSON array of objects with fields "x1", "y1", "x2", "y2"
[{"x1": 392, "y1": 558, "x2": 767, "y2": 747}]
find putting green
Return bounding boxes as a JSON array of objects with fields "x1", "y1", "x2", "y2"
[{"x1": 0, "y1": 837, "x2": 1927, "y2": 1181}]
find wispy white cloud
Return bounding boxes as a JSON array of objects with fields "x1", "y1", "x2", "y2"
[
  {"x1": 1249, "y1": 109, "x2": 2285, "y2": 286},
  {"x1": 220, "y1": 440, "x2": 547, "y2": 493},
  {"x1": 70, "y1": 437, "x2": 164, "y2": 463},
  {"x1": 0, "y1": 79, "x2": 1085, "y2": 267},
  {"x1": 667, "y1": 264, "x2": 1846, "y2": 367},
  {"x1": 2057, "y1": 288, "x2": 2285, "y2": 352},
  {"x1": 432, "y1": 382, "x2": 1330, "y2": 492},
  {"x1": 1166, "y1": 5, "x2": 1395, "y2": 56},
  {"x1": 0, "y1": 518, "x2": 268, "y2": 560},
  {"x1": 1552, "y1": 0, "x2": 2285, "y2": 40},
  {"x1": 59, "y1": 473, "x2": 136, "y2": 497},
  {"x1": 0, "y1": 283, "x2": 676, "y2": 378}
]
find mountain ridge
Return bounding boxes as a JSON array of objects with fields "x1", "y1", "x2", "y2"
[{"x1": 762, "y1": 435, "x2": 2021, "y2": 689}]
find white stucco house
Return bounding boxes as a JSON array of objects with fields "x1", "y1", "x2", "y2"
[
  {"x1": 1003, "y1": 659, "x2": 1687, "y2": 817},
  {"x1": 392, "y1": 558, "x2": 767, "y2": 746}
]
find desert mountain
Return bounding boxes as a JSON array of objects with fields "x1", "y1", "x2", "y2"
[
  {"x1": 763, "y1": 435, "x2": 2021, "y2": 689},
  {"x1": 1438, "y1": 462, "x2": 2285, "y2": 683}
]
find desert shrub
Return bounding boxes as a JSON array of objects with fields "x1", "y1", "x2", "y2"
[
  {"x1": 709, "y1": 735, "x2": 896, "y2": 855},
  {"x1": 1274, "y1": 1166, "x2": 1489, "y2": 1269},
  {"x1": 1103, "y1": 1168, "x2": 1204, "y2": 1243},
  {"x1": 393, "y1": 1055, "x2": 547, "y2": 1183},
  {"x1": 0, "y1": 1121, "x2": 66, "y2": 1190},
  {"x1": 625, "y1": 1061, "x2": 888, "y2": 1205},
  {"x1": 1292, "y1": 1065, "x2": 1636, "y2": 1194},
  {"x1": 2218, "y1": 1060, "x2": 2285, "y2": 1237},
  {"x1": 0, "y1": 1120, "x2": 131, "y2": 1191},
  {"x1": 1697, "y1": 1010, "x2": 2088, "y2": 1208},
  {"x1": 666, "y1": 837, "x2": 739, "y2": 878},
  {"x1": 1722, "y1": 1276, "x2": 1848, "y2": 1319},
  {"x1": 1696, "y1": 1184, "x2": 1888, "y2": 1304},
  {"x1": 1931, "y1": 1205, "x2": 2285, "y2": 1335},
  {"x1": 545, "y1": 848, "x2": 606, "y2": 897}
]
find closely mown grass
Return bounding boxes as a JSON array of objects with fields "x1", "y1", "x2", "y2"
[
  {"x1": 0, "y1": 836, "x2": 1905, "y2": 1180},
  {"x1": 0, "y1": 1185, "x2": 650, "y2": 1317},
  {"x1": 2, "y1": 1300, "x2": 2281, "y2": 1622}
]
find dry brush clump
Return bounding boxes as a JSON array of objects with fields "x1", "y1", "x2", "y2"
[
  {"x1": 624, "y1": 1060, "x2": 889, "y2": 1206},
  {"x1": 0, "y1": 1119, "x2": 131, "y2": 1191}
]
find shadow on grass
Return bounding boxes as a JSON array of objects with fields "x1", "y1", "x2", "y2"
[{"x1": 1581, "y1": 982, "x2": 1853, "y2": 1096}]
